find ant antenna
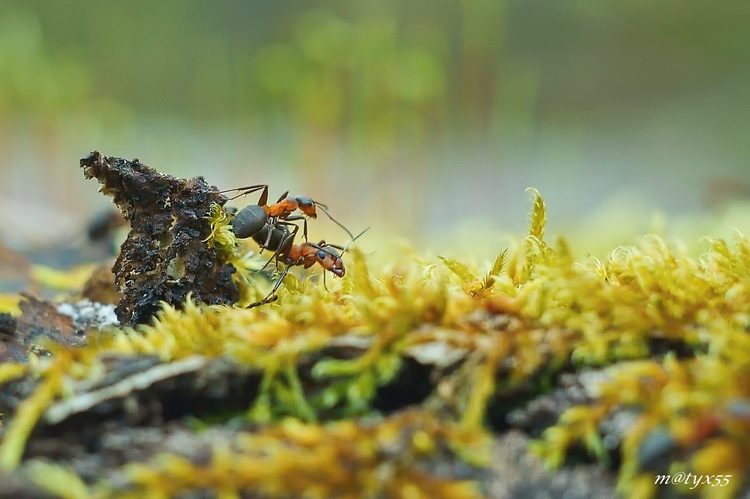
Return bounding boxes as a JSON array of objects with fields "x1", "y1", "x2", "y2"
[
  {"x1": 217, "y1": 185, "x2": 268, "y2": 203},
  {"x1": 315, "y1": 203, "x2": 355, "y2": 241},
  {"x1": 340, "y1": 227, "x2": 370, "y2": 256}
]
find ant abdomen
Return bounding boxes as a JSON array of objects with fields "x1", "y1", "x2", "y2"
[{"x1": 231, "y1": 204, "x2": 267, "y2": 239}]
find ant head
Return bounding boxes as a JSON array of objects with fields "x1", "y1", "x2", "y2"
[
  {"x1": 315, "y1": 246, "x2": 345, "y2": 277},
  {"x1": 294, "y1": 196, "x2": 318, "y2": 218},
  {"x1": 312, "y1": 227, "x2": 369, "y2": 278}
]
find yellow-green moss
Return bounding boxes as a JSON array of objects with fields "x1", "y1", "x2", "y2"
[
  {"x1": 21, "y1": 459, "x2": 90, "y2": 499},
  {"x1": 118, "y1": 410, "x2": 490, "y2": 499},
  {"x1": 0, "y1": 351, "x2": 73, "y2": 471},
  {"x1": 30, "y1": 264, "x2": 98, "y2": 292},
  {"x1": 2, "y1": 189, "x2": 750, "y2": 494},
  {"x1": 0, "y1": 294, "x2": 21, "y2": 315},
  {"x1": 534, "y1": 354, "x2": 750, "y2": 498}
]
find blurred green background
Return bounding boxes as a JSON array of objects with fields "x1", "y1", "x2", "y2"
[{"x1": 1, "y1": 1, "x2": 749, "y2": 258}]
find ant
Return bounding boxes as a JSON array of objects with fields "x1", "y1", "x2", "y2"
[
  {"x1": 245, "y1": 225, "x2": 369, "y2": 309},
  {"x1": 218, "y1": 184, "x2": 353, "y2": 243},
  {"x1": 216, "y1": 183, "x2": 366, "y2": 308}
]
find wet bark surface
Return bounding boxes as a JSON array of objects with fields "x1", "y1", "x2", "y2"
[{"x1": 80, "y1": 151, "x2": 239, "y2": 326}]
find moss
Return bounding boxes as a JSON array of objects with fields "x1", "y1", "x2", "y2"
[
  {"x1": 534, "y1": 355, "x2": 750, "y2": 498},
  {"x1": 0, "y1": 350, "x2": 73, "y2": 471},
  {"x1": 29, "y1": 264, "x2": 97, "y2": 292},
  {"x1": 21, "y1": 460, "x2": 90, "y2": 499},
  {"x1": 2, "y1": 187, "x2": 750, "y2": 495},
  {"x1": 0, "y1": 294, "x2": 22, "y2": 316},
  {"x1": 114, "y1": 410, "x2": 490, "y2": 499}
]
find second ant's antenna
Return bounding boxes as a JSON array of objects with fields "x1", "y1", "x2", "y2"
[
  {"x1": 319, "y1": 227, "x2": 369, "y2": 291},
  {"x1": 340, "y1": 227, "x2": 370, "y2": 256}
]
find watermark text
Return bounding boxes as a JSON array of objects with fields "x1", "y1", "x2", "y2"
[{"x1": 655, "y1": 473, "x2": 732, "y2": 490}]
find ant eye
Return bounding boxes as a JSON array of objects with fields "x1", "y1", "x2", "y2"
[
  {"x1": 316, "y1": 250, "x2": 327, "y2": 260},
  {"x1": 298, "y1": 197, "x2": 314, "y2": 208}
]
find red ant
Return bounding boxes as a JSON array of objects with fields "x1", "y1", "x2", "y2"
[
  {"x1": 216, "y1": 183, "x2": 366, "y2": 308},
  {"x1": 245, "y1": 224, "x2": 368, "y2": 309},
  {"x1": 218, "y1": 184, "x2": 353, "y2": 242}
]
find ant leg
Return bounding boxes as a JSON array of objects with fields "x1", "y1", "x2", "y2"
[
  {"x1": 257, "y1": 249, "x2": 280, "y2": 273},
  {"x1": 260, "y1": 216, "x2": 304, "y2": 250},
  {"x1": 261, "y1": 217, "x2": 278, "y2": 249},
  {"x1": 245, "y1": 294, "x2": 278, "y2": 309},
  {"x1": 257, "y1": 250, "x2": 279, "y2": 273},
  {"x1": 258, "y1": 186, "x2": 269, "y2": 206},
  {"x1": 279, "y1": 214, "x2": 309, "y2": 241},
  {"x1": 296, "y1": 217, "x2": 307, "y2": 242},
  {"x1": 257, "y1": 222, "x2": 300, "y2": 272},
  {"x1": 246, "y1": 266, "x2": 291, "y2": 309},
  {"x1": 276, "y1": 190, "x2": 290, "y2": 203}
]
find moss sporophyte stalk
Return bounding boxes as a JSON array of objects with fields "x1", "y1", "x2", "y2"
[{"x1": 2, "y1": 171, "x2": 750, "y2": 497}]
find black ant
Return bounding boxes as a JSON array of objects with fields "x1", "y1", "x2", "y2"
[
  {"x1": 245, "y1": 225, "x2": 369, "y2": 309},
  {"x1": 218, "y1": 184, "x2": 353, "y2": 243}
]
